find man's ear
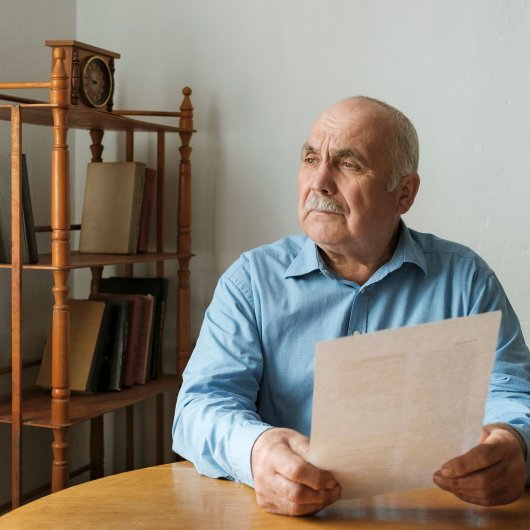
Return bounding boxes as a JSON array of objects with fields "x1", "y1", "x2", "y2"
[{"x1": 397, "y1": 173, "x2": 420, "y2": 215}]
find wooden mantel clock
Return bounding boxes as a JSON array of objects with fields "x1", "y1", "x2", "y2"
[{"x1": 45, "y1": 40, "x2": 120, "y2": 112}]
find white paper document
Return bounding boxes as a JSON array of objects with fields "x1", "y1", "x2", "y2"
[{"x1": 308, "y1": 312, "x2": 501, "y2": 499}]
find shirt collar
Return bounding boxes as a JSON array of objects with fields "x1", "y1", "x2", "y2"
[
  {"x1": 283, "y1": 221, "x2": 427, "y2": 280},
  {"x1": 381, "y1": 221, "x2": 428, "y2": 279},
  {"x1": 284, "y1": 237, "x2": 321, "y2": 278}
]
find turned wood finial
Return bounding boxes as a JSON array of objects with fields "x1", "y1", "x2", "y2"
[
  {"x1": 52, "y1": 46, "x2": 65, "y2": 61},
  {"x1": 50, "y1": 47, "x2": 68, "y2": 106},
  {"x1": 179, "y1": 87, "x2": 193, "y2": 138},
  {"x1": 51, "y1": 47, "x2": 67, "y2": 79},
  {"x1": 180, "y1": 87, "x2": 193, "y2": 115}
]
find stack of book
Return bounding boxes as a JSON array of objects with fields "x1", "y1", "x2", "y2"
[
  {"x1": 79, "y1": 162, "x2": 156, "y2": 254},
  {"x1": 37, "y1": 277, "x2": 169, "y2": 393}
]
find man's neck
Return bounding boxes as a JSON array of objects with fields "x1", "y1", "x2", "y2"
[{"x1": 318, "y1": 225, "x2": 401, "y2": 285}]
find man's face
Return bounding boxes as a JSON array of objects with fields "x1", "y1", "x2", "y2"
[{"x1": 297, "y1": 99, "x2": 412, "y2": 258}]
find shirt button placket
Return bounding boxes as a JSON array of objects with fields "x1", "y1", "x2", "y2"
[{"x1": 347, "y1": 287, "x2": 368, "y2": 336}]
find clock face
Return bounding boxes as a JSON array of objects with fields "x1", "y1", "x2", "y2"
[{"x1": 81, "y1": 56, "x2": 113, "y2": 108}]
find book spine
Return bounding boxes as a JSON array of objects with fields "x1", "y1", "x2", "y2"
[
  {"x1": 129, "y1": 168, "x2": 146, "y2": 253},
  {"x1": 150, "y1": 280, "x2": 169, "y2": 379},
  {"x1": 108, "y1": 311, "x2": 128, "y2": 391},
  {"x1": 134, "y1": 296, "x2": 154, "y2": 384},
  {"x1": 137, "y1": 168, "x2": 156, "y2": 253},
  {"x1": 21, "y1": 155, "x2": 39, "y2": 263},
  {"x1": 0, "y1": 154, "x2": 39, "y2": 264},
  {"x1": 87, "y1": 303, "x2": 113, "y2": 393}
]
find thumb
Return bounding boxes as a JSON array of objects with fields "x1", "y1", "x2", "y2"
[{"x1": 287, "y1": 431, "x2": 311, "y2": 458}]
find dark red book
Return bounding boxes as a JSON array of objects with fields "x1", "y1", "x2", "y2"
[
  {"x1": 134, "y1": 294, "x2": 155, "y2": 384},
  {"x1": 137, "y1": 168, "x2": 156, "y2": 253}
]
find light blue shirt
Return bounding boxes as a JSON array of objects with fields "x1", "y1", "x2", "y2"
[{"x1": 172, "y1": 224, "x2": 530, "y2": 486}]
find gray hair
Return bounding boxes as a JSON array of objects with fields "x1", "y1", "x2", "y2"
[{"x1": 353, "y1": 96, "x2": 419, "y2": 191}]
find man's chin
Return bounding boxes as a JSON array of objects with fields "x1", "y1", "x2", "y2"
[{"x1": 302, "y1": 226, "x2": 345, "y2": 248}]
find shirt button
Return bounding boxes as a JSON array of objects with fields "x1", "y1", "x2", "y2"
[{"x1": 353, "y1": 330, "x2": 361, "y2": 336}]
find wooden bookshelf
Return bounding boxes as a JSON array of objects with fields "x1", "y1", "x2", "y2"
[{"x1": 0, "y1": 41, "x2": 195, "y2": 510}]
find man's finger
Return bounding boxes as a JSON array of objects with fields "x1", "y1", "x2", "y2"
[
  {"x1": 272, "y1": 473, "x2": 341, "y2": 506},
  {"x1": 265, "y1": 431, "x2": 339, "y2": 491},
  {"x1": 436, "y1": 442, "x2": 504, "y2": 478},
  {"x1": 277, "y1": 449, "x2": 339, "y2": 491}
]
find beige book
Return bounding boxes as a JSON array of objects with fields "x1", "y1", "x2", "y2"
[
  {"x1": 37, "y1": 299, "x2": 108, "y2": 393},
  {"x1": 79, "y1": 162, "x2": 146, "y2": 254}
]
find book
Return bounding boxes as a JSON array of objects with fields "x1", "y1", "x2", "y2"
[
  {"x1": 90, "y1": 293, "x2": 145, "y2": 387},
  {"x1": 37, "y1": 299, "x2": 109, "y2": 393},
  {"x1": 0, "y1": 154, "x2": 38, "y2": 264},
  {"x1": 79, "y1": 161, "x2": 146, "y2": 254},
  {"x1": 134, "y1": 294, "x2": 155, "y2": 384},
  {"x1": 98, "y1": 277, "x2": 169, "y2": 380},
  {"x1": 137, "y1": 168, "x2": 156, "y2": 253},
  {"x1": 95, "y1": 299, "x2": 130, "y2": 391}
]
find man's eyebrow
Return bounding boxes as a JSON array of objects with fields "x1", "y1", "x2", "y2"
[
  {"x1": 301, "y1": 143, "x2": 317, "y2": 155},
  {"x1": 335, "y1": 148, "x2": 363, "y2": 161},
  {"x1": 335, "y1": 149, "x2": 354, "y2": 157}
]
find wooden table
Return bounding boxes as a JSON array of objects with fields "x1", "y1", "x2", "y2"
[{"x1": 1, "y1": 461, "x2": 529, "y2": 529}]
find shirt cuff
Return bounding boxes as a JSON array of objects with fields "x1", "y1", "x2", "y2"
[{"x1": 228, "y1": 421, "x2": 273, "y2": 487}]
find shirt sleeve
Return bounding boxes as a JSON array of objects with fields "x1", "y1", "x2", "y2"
[
  {"x1": 472, "y1": 272, "x2": 530, "y2": 481},
  {"x1": 172, "y1": 257, "x2": 271, "y2": 487}
]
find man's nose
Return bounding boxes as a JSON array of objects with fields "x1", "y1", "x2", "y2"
[{"x1": 310, "y1": 161, "x2": 337, "y2": 196}]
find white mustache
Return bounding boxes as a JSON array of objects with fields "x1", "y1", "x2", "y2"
[{"x1": 304, "y1": 194, "x2": 344, "y2": 214}]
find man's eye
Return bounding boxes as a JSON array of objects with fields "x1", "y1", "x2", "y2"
[
  {"x1": 342, "y1": 160, "x2": 360, "y2": 170},
  {"x1": 305, "y1": 156, "x2": 318, "y2": 165}
]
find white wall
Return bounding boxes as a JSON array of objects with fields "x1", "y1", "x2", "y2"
[
  {"x1": 75, "y1": 0, "x2": 530, "y2": 337},
  {"x1": 3, "y1": 0, "x2": 530, "y2": 507}
]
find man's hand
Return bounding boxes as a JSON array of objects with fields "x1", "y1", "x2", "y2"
[
  {"x1": 433, "y1": 424, "x2": 527, "y2": 505},
  {"x1": 251, "y1": 427, "x2": 341, "y2": 516}
]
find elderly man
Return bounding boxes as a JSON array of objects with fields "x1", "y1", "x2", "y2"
[{"x1": 172, "y1": 96, "x2": 530, "y2": 516}]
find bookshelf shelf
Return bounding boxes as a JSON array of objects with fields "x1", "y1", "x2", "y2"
[
  {"x1": 0, "y1": 101, "x2": 193, "y2": 134},
  {"x1": 0, "y1": 375, "x2": 179, "y2": 428},
  {"x1": 0, "y1": 41, "x2": 194, "y2": 510},
  {"x1": 22, "y1": 251, "x2": 185, "y2": 270}
]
